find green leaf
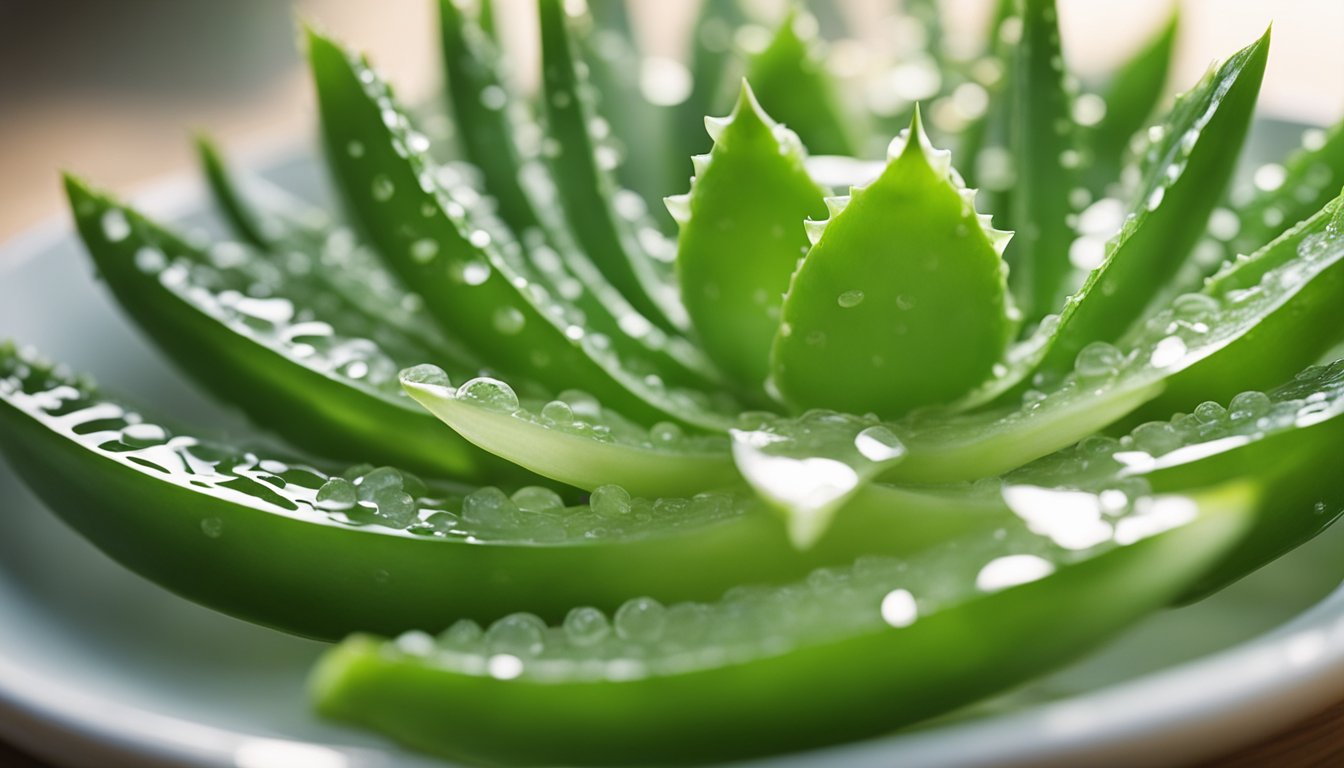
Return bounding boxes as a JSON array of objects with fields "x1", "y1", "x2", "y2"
[
  {"x1": 1003, "y1": 0, "x2": 1084, "y2": 321},
  {"x1": 1224, "y1": 117, "x2": 1344, "y2": 259},
  {"x1": 1039, "y1": 29, "x2": 1270, "y2": 374},
  {"x1": 311, "y1": 483, "x2": 1252, "y2": 766},
  {"x1": 536, "y1": 0, "x2": 686, "y2": 332},
  {"x1": 771, "y1": 111, "x2": 1014, "y2": 419},
  {"x1": 888, "y1": 191, "x2": 1344, "y2": 484},
  {"x1": 669, "y1": 81, "x2": 829, "y2": 400},
  {"x1": 63, "y1": 175, "x2": 507, "y2": 480},
  {"x1": 1087, "y1": 8, "x2": 1179, "y2": 192},
  {"x1": 402, "y1": 367, "x2": 738, "y2": 498},
  {"x1": 307, "y1": 30, "x2": 731, "y2": 429},
  {"x1": 745, "y1": 8, "x2": 860, "y2": 156},
  {"x1": 436, "y1": 1, "x2": 723, "y2": 392}
]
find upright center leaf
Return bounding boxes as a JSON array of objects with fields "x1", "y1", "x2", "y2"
[
  {"x1": 771, "y1": 111, "x2": 1014, "y2": 419},
  {"x1": 668, "y1": 81, "x2": 829, "y2": 400}
]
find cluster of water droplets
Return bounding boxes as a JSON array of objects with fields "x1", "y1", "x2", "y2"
[
  {"x1": 381, "y1": 486, "x2": 1173, "y2": 682},
  {"x1": 402, "y1": 364, "x2": 727, "y2": 455},
  {"x1": 1020, "y1": 359, "x2": 1344, "y2": 492}
]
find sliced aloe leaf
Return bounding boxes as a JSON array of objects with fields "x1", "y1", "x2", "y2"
[
  {"x1": 1039, "y1": 30, "x2": 1269, "y2": 373},
  {"x1": 1003, "y1": 0, "x2": 1083, "y2": 321},
  {"x1": 731, "y1": 411, "x2": 907, "y2": 549},
  {"x1": 64, "y1": 176, "x2": 511, "y2": 480},
  {"x1": 1086, "y1": 9, "x2": 1179, "y2": 192},
  {"x1": 771, "y1": 112, "x2": 1014, "y2": 419},
  {"x1": 195, "y1": 137, "x2": 469, "y2": 364},
  {"x1": 311, "y1": 483, "x2": 1252, "y2": 766},
  {"x1": 0, "y1": 345, "x2": 1031, "y2": 640},
  {"x1": 668, "y1": 81, "x2": 829, "y2": 399},
  {"x1": 308, "y1": 30, "x2": 733, "y2": 429},
  {"x1": 402, "y1": 367, "x2": 738, "y2": 498},
  {"x1": 889, "y1": 191, "x2": 1344, "y2": 484},
  {"x1": 1222, "y1": 117, "x2": 1344, "y2": 259},
  {"x1": 536, "y1": 0, "x2": 686, "y2": 332},
  {"x1": 745, "y1": 8, "x2": 859, "y2": 156}
]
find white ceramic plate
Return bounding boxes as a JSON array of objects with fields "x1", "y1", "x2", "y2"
[{"x1": 3, "y1": 131, "x2": 1344, "y2": 768}]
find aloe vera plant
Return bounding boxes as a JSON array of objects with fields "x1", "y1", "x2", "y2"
[{"x1": 5, "y1": 0, "x2": 1344, "y2": 765}]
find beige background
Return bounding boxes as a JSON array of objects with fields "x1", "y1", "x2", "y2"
[{"x1": 1, "y1": 0, "x2": 1341, "y2": 242}]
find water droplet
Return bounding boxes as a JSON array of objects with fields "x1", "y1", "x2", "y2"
[
  {"x1": 200, "y1": 517, "x2": 224, "y2": 539},
  {"x1": 1131, "y1": 421, "x2": 1181, "y2": 456},
  {"x1": 837, "y1": 290, "x2": 865, "y2": 308},
  {"x1": 590, "y1": 484, "x2": 631, "y2": 517},
  {"x1": 316, "y1": 477, "x2": 358, "y2": 511},
  {"x1": 492, "y1": 306, "x2": 526, "y2": 335},
  {"x1": 1172, "y1": 293, "x2": 1219, "y2": 323},
  {"x1": 1193, "y1": 400, "x2": 1226, "y2": 424},
  {"x1": 100, "y1": 209, "x2": 131, "y2": 242},
  {"x1": 511, "y1": 486, "x2": 564, "y2": 514},
  {"x1": 854, "y1": 425, "x2": 906, "y2": 462},
  {"x1": 563, "y1": 606, "x2": 611, "y2": 646},
  {"x1": 458, "y1": 260, "x2": 491, "y2": 286},
  {"x1": 346, "y1": 141, "x2": 365, "y2": 158},
  {"x1": 976, "y1": 554, "x2": 1055, "y2": 592},
  {"x1": 649, "y1": 421, "x2": 683, "y2": 444},
  {"x1": 134, "y1": 247, "x2": 166, "y2": 272},
  {"x1": 370, "y1": 175, "x2": 395, "y2": 202},
  {"x1": 463, "y1": 488, "x2": 514, "y2": 528},
  {"x1": 614, "y1": 597, "x2": 666, "y2": 642},
  {"x1": 456, "y1": 377, "x2": 519, "y2": 413},
  {"x1": 468, "y1": 230, "x2": 492, "y2": 249},
  {"x1": 410, "y1": 238, "x2": 439, "y2": 263},
  {"x1": 541, "y1": 399, "x2": 574, "y2": 425},
  {"x1": 479, "y1": 84, "x2": 508, "y2": 110},
  {"x1": 486, "y1": 613, "x2": 546, "y2": 657},
  {"x1": 401, "y1": 363, "x2": 451, "y2": 388},
  {"x1": 880, "y1": 589, "x2": 918, "y2": 627},
  {"x1": 1253, "y1": 163, "x2": 1287, "y2": 192},
  {"x1": 1228, "y1": 390, "x2": 1271, "y2": 420},
  {"x1": 1074, "y1": 342, "x2": 1122, "y2": 380},
  {"x1": 440, "y1": 619, "x2": 483, "y2": 648}
]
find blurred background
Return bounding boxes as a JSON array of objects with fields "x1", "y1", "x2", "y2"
[{"x1": 0, "y1": 0, "x2": 1341, "y2": 240}]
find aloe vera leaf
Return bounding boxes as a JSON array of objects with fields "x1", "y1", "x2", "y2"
[
  {"x1": 955, "y1": 0, "x2": 1015, "y2": 195},
  {"x1": 437, "y1": 0, "x2": 539, "y2": 234},
  {"x1": 1015, "y1": 357, "x2": 1344, "y2": 598},
  {"x1": 668, "y1": 81, "x2": 829, "y2": 398},
  {"x1": 195, "y1": 137, "x2": 471, "y2": 365},
  {"x1": 669, "y1": 0, "x2": 750, "y2": 184},
  {"x1": 1222, "y1": 118, "x2": 1344, "y2": 259},
  {"x1": 577, "y1": 0, "x2": 674, "y2": 216},
  {"x1": 436, "y1": 2, "x2": 722, "y2": 391},
  {"x1": 731, "y1": 411, "x2": 908, "y2": 549},
  {"x1": 311, "y1": 483, "x2": 1252, "y2": 766},
  {"x1": 64, "y1": 176, "x2": 520, "y2": 481},
  {"x1": 403, "y1": 367, "x2": 738, "y2": 497},
  {"x1": 1086, "y1": 9, "x2": 1179, "y2": 193},
  {"x1": 536, "y1": 0, "x2": 686, "y2": 333},
  {"x1": 0, "y1": 345, "x2": 1027, "y2": 638},
  {"x1": 1003, "y1": 0, "x2": 1084, "y2": 321},
  {"x1": 745, "y1": 8, "x2": 860, "y2": 157},
  {"x1": 1039, "y1": 30, "x2": 1269, "y2": 373},
  {"x1": 887, "y1": 191, "x2": 1344, "y2": 484},
  {"x1": 308, "y1": 30, "x2": 733, "y2": 429},
  {"x1": 1126, "y1": 195, "x2": 1344, "y2": 420},
  {"x1": 196, "y1": 136, "x2": 273, "y2": 249},
  {"x1": 771, "y1": 112, "x2": 1014, "y2": 419}
]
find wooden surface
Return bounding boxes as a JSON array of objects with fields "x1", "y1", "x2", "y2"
[{"x1": 2, "y1": 1, "x2": 1344, "y2": 766}]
